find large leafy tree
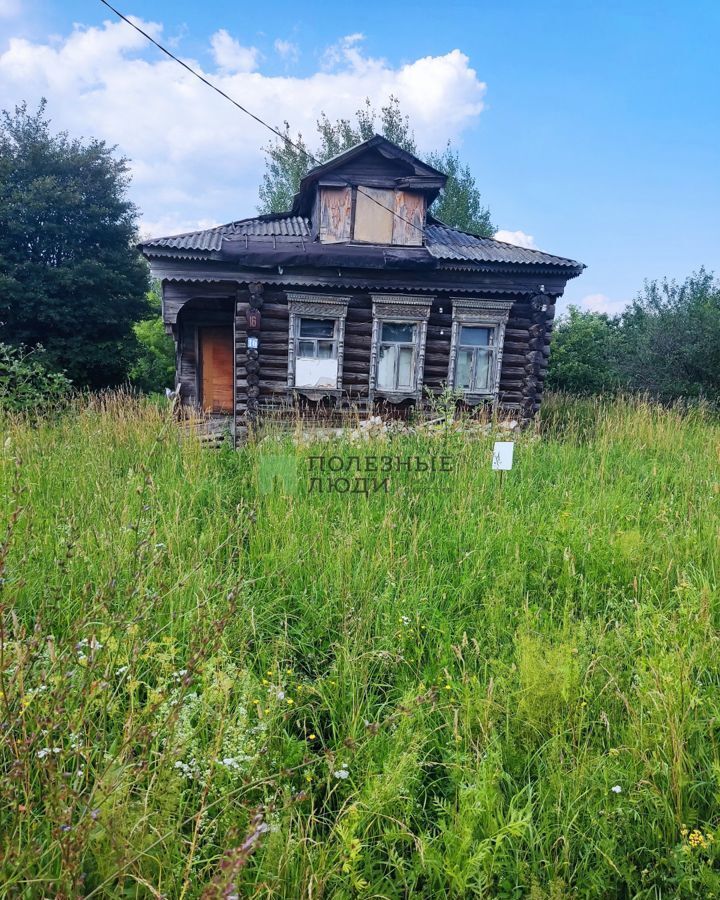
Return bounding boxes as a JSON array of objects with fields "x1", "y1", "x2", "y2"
[
  {"x1": 617, "y1": 268, "x2": 720, "y2": 398},
  {"x1": 0, "y1": 101, "x2": 149, "y2": 387},
  {"x1": 425, "y1": 145, "x2": 494, "y2": 236},
  {"x1": 547, "y1": 269, "x2": 720, "y2": 398},
  {"x1": 258, "y1": 96, "x2": 494, "y2": 237},
  {"x1": 547, "y1": 307, "x2": 622, "y2": 394}
]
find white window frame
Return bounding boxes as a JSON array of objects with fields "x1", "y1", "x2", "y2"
[
  {"x1": 369, "y1": 294, "x2": 432, "y2": 404},
  {"x1": 376, "y1": 321, "x2": 418, "y2": 393},
  {"x1": 287, "y1": 293, "x2": 350, "y2": 398},
  {"x1": 447, "y1": 298, "x2": 513, "y2": 403},
  {"x1": 296, "y1": 317, "x2": 340, "y2": 361}
]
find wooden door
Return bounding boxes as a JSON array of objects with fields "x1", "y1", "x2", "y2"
[{"x1": 200, "y1": 327, "x2": 233, "y2": 413}]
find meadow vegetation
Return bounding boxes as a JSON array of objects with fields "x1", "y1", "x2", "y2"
[{"x1": 1, "y1": 394, "x2": 719, "y2": 898}]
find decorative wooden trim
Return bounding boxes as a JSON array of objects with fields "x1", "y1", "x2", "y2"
[
  {"x1": 286, "y1": 292, "x2": 350, "y2": 399},
  {"x1": 447, "y1": 297, "x2": 513, "y2": 404},
  {"x1": 369, "y1": 294, "x2": 433, "y2": 405},
  {"x1": 193, "y1": 324, "x2": 201, "y2": 409},
  {"x1": 520, "y1": 293, "x2": 552, "y2": 422},
  {"x1": 244, "y1": 283, "x2": 264, "y2": 430}
]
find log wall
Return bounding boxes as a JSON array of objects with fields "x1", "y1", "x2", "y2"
[{"x1": 166, "y1": 283, "x2": 557, "y2": 433}]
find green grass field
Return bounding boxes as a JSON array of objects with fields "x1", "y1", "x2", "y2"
[{"x1": 1, "y1": 394, "x2": 719, "y2": 898}]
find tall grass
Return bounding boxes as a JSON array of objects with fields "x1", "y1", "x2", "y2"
[{"x1": 1, "y1": 393, "x2": 719, "y2": 897}]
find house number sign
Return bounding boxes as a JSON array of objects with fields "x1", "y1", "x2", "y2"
[{"x1": 246, "y1": 307, "x2": 261, "y2": 330}]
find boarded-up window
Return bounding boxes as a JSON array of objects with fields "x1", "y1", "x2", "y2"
[
  {"x1": 200, "y1": 327, "x2": 233, "y2": 413},
  {"x1": 392, "y1": 191, "x2": 425, "y2": 246},
  {"x1": 353, "y1": 187, "x2": 394, "y2": 244},
  {"x1": 319, "y1": 187, "x2": 352, "y2": 243}
]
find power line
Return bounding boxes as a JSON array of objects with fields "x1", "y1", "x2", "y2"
[{"x1": 99, "y1": 0, "x2": 425, "y2": 235}]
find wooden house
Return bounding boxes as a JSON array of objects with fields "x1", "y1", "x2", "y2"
[{"x1": 139, "y1": 135, "x2": 584, "y2": 440}]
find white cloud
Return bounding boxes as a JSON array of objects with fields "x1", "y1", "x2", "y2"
[
  {"x1": 578, "y1": 293, "x2": 628, "y2": 315},
  {"x1": 274, "y1": 39, "x2": 299, "y2": 64},
  {"x1": 322, "y1": 33, "x2": 365, "y2": 70},
  {"x1": 494, "y1": 229, "x2": 537, "y2": 249},
  {"x1": 0, "y1": 0, "x2": 21, "y2": 19},
  {"x1": 0, "y1": 18, "x2": 487, "y2": 237},
  {"x1": 210, "y1": 29, "x2": 260, "y2": 73}
]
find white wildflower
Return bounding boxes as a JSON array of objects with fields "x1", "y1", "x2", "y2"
[
  {"x1": 611, "y1": 784, "x2": 622, "y2": 794},
  {"x1": 37, "y1": 747, "x2": 61, "y2": 759}
]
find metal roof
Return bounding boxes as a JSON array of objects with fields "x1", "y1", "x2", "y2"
[
  {"x1": 425, "y1": 224, "x2": 582, "y2": 268},
  {"x1": 140, "y1": 215, "x2": 310, "y2": 251},
  {"x1": 140, "y1": 215, "x2": 582, "y2": 271}
]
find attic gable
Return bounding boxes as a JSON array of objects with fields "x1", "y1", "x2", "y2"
[
  {"x1": 292, "y1": 135, "x2": 447, "y2": 217},
  {"x1": 292, "y1": 135, "x2": 447, "y2": 247}
]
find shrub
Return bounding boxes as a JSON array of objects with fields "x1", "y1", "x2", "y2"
[
  {"x1": 0, "y1": 342, "x2": 72, "y2": 412},
  {"x1": 129, "y1": 282, "x2": 176, "y2": 394}
]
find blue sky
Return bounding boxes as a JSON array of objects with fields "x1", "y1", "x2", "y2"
[{"x1": 1, "y1": 0, "x2": 718, "y2": 312}]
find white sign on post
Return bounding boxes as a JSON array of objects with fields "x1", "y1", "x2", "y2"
[{"x1": 492, "y1": 441, "x2": 514, "y2": 471}]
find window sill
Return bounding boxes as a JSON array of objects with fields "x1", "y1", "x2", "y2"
[
  {"x1": 373, "y1": 388, "x2": 419, "y2": 404},
  {"x1": 459, "y1": 391, "x2": 497, "y2": 406},
  {"x1": 291, "y1": 386, "x2": 342, "y2": 401}
]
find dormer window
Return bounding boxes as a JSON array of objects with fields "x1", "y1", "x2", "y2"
[
  {"x1": 318, "y1": 188, "x2": 352, "y2": 243},
  {"x1": 353, "y1": 188, "x2": 395, "y2": 244},
  {"x1": 318, "y1": 186, "x2": 424, "y2": 246}
]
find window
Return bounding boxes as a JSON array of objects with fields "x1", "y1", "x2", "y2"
[
  {"x1": 454, "y1": 326, "x2": 496, "y2": 392},
  {"x1": 377, "y1": 322, "x2": 417, "y2": 391},
  {"x1": 448, "y1": 298, "x2": 513, "y2": 401},
  {"x1": 287, "y1": 294, "x2": 350, "y2": 395},
  {"x1": 353, "y1": 188, "x2": 395, "y2": 244},
  {"x1": 298, "y1": 318, "x2": 336, "y2": 360},
  {"x1": 295, "y1": 318, "x2": 338, "y2": 388},
  {"x1": 319, "y1": 186, "x2": 425, "y2": 246},
  {"x1": 318, "y1": 187, "x2": 352, "y2": 243},
  {"x1": 369, "y1": 295, "x2": 432, "y2": 403}
]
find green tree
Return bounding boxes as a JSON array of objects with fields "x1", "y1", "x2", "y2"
[
  {"x1": 0, "y1": 101, "x2": 149, "y2": 387},
  {"x1": 258, "y1": 97, "x2": 417, "y2": 215},
  {"x1": 618, "y1": 269, "x2": 720, "y2": 398},
  {"x1": 0, "y1": 342, "x2": 72, "y2": 413},
  {"x1": 129, "y1": 282, "x2": 176, "y2": 394},
  {"x1": 425, "y1": 144, "x2": 494, "y2": 236},
  {"x1": 258, "y1": 97, "x2": 493, "y2": 236},
  {"x1": 547, "y1": 307, "x2": 622, "y2": 394}
]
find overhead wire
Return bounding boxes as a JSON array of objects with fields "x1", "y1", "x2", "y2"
[{"x1": 99, "y1": 0, "x2": 427, "y2": 237}]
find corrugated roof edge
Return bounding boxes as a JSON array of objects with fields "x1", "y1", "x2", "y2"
[
  {"x1": 139, "y1": 212, "x2": 584, "y2": 271},
  {"x1": 137, "y1": 212, "x2": 311, "y2": 251},
  {"x1": 425, "y1": 214, "x2": 585, "y2": 270}
]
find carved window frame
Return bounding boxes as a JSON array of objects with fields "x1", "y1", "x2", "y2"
[
  {"x1": 448, "y1": 298, "x2": 513, "y2": 405},
  {"x1": 287, "y1": 293, "x2": 350, "y2": 400},
  {"x1": 369, "y1": 294, "x2": 432, "y2": 404}
]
